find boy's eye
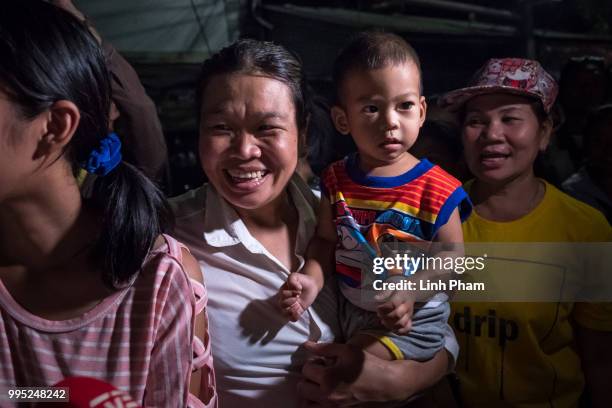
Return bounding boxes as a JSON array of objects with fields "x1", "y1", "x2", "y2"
[
  {"x1": 399, "y1": 101, "x2": 414, "y2": 110},
  {"x1": 362, "y1": 105, "x2": 378, "y2": 113}
]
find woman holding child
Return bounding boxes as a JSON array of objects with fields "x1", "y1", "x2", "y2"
[
  {"x1": 440, "y1": 59, "x2": 612, "y2": 407},
  {"x1": 172, "y1": 36, "x2": 462, "y2": 406}
]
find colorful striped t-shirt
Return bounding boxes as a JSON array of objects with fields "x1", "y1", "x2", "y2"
[{"x1": 321, "y1": 154, "x2": 472, "y2": 293}]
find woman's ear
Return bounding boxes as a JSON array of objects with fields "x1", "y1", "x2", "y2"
[
  {"x1": 38, "y1": 100, "x2": 80, "y2": 157},
  {"x1": 331, "y1": 106, "x2": 350, "y2": 135},
  {"x1": 538, "y1": 117, "x2": 553, "y2": 151}
]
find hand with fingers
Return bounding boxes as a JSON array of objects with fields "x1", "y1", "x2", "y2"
[
  {"x1": 299, "y1": 340, "x2": 455, "y2": 406},
  {"x1": 278, "y1": 272, "x2": 320, "y2": 321},
  {"x1": 298, "y1": 341, "x2": 366, "y2": 408},
  {"x1": 375, "y1": 286, "x2": 416, "y2": 335}
]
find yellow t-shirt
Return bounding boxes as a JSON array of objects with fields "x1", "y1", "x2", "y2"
[{"x1": 452, "y1": 181, "x2": 612, "y2": 408}]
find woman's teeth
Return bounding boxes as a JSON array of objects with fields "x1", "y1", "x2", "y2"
[{"x1": 227, "y1": 170, "x2": 266, "y2": 180}]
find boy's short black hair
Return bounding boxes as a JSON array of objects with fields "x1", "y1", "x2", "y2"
[{"x1": 332, "y1": 31, "x2": 422, "y2": 104}]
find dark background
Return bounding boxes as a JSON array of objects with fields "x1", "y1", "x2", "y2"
[{"x1": 116, "y1": 0, "x2": 612, "y2": 194}]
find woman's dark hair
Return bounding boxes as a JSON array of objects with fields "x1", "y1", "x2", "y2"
[
  {"x1": 0, "y1": 0, "x2": 171, "y2": 288},
  {"x1": 196, "y1": 39, "x2": 310, "y2": 153}
]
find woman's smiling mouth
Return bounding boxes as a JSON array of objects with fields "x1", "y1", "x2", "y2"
[
  {"x1": 479, "y1": 151, "x2": 510, "y2": 168},
  {"x1": 224, "y1": 168, "x2": 270, "y2": 190}
]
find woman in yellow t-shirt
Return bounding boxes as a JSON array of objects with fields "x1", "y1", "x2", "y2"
[{"x1": 440, "y1": 58, "x2": 612, "y2": 407}]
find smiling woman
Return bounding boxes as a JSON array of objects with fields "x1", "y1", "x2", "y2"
[
  {"x1": 199, "y1": 73, "x2": 299, "y2": 213},
  {"x1": 440, "y1": 58, "x2": 612, "y2": 408},
  {"x1": 171, "y1": 39, "x2": 458, "y2": 407},
  {"x1": 461, "y1": 93, "x2": 551, "y2": 202}
]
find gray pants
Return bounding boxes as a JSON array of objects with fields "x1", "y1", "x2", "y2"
[{"x1": 338, "y1": 295, "x2": 450, "y2": 361}]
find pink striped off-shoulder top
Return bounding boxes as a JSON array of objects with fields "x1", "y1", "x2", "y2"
[{"x1": 0, "y1": 234, "x2": 216, "y2": 407}]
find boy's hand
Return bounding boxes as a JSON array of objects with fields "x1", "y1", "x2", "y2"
[
  {"x1": 375, "y1": 288, "x2": 415, "y2": 334},
  {"x1": 278, "y1": 272, "x2": 319, "y2": 321}
]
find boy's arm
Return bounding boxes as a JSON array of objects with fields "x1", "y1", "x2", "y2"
[
  {"x1": 303, "y1": 195, "x2": 337, "y2": 287},
  {"x1": 422, "y1": 207, "x2": 464, "y2": 277},
  {"x1": 391, "y1": 208, "x2": 464, "y2": 300},
  {"x1": 376, "y1": 209, "x2": 463, "y2": 332},
  {"x1": 279, "y1": 196, "x2": 337, "y2": 320},
  {"x1": 434, "y1": 208, "x2": 464, "y2": 247},
  {"x1": 427, "y1": 207, "x2": 465, "y2": 293}
]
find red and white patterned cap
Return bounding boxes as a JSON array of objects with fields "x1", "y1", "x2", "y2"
[{"x1": 439, "y1": 58, "x2": 558, "y2": 113}]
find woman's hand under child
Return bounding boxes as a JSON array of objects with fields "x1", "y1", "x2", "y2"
[
  {"x1": 278, "y1": 272, "x2": 320, "y2": 321},
  {"x1": 375, "y1": 288, "x2": 416, "y2": 334},
  {"x1": 299, "y1": 340, "x2": 452, "y2": 405}
]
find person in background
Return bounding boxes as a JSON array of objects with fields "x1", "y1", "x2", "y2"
[
  {"x1": 410, "y1": 116, "x2": 470, "y2": 182},
  {"x1": 440, "y1": 57, "x2": 612, "y2": 408},
  {"x1": 51, "y1": 0, "x2": 169, "y2": 183},
  {"x1": 0, "y1": 2, "x2": 215, "y2": 406},
  {"x1": 562, "y1": 104, "x2": 612, "y2": 224},
  {"x1": 556, "y1": 56, "x2": 609, "y2": 171},
  {"x1": 296, "y1": 95, "x2": 346, "y2": 195}
]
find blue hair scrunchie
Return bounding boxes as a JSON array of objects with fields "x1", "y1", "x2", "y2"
[{"x1": 81, "y1": 132, "x2": 122, "y2": 176}]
